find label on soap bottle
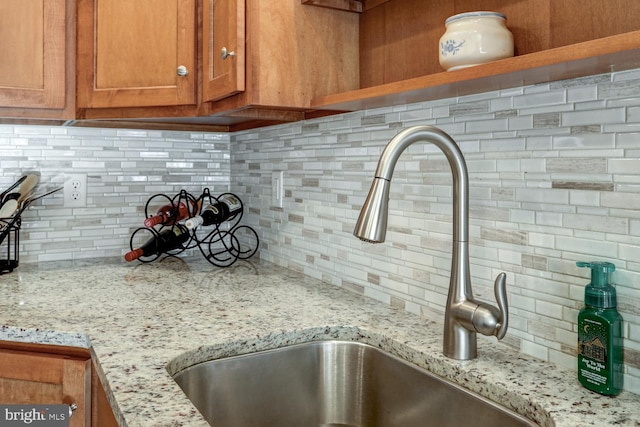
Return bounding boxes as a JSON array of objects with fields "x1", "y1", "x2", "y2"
[{"x1": 578, "y1": 317, "x2": 610, "y2": 390}]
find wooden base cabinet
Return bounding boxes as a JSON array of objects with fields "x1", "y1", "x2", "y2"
[
  {"x1": 0, "y1": 344, "x2": 118, "y2": 427},
  {"x1": 91, "y1": 364, "x2": 118, "y2": 427}
]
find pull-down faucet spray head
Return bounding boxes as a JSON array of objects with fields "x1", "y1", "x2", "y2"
[{"x1": 353, "y1": 178, "x2": 391, "y2": 243}]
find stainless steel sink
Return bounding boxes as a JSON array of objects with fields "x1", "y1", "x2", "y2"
[{"x1": 173, "y1": 340, "x2": 539, "y2": 427}]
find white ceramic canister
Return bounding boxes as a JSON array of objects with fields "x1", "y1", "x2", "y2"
[{"x1": 438, "y1": 11, "x2": 514, "y2": 71}]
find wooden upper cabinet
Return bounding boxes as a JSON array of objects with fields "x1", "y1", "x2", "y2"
[
  {"x1": 202, "y1": 0, "x2": 246, "y2": 102},
  {"x1": 357, "y1": 0, "x2": 640, "y2": 88},
  {"x1": 0, "y1": 0, "x2": 66, "y2": 109},
  {"x1": 311, "y1": 0, "x2": 640, "y2": 112},
  {"x1": 77, "y1": 0, "x2": 197, "y2": 109},
  {"x1": 206, "y1": 0, "x2": 360, "y2": 118}
]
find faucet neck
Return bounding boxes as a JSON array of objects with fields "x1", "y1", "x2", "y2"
[{"x1": 374, "y1": 126, "x2": 469, "y2": 243}]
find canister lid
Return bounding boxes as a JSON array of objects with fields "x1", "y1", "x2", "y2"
[{"x1": 445, "y1": 11, "x2": 506, "y2": 25}]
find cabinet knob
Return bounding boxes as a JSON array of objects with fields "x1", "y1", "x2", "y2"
[
  {"x1": 68, "y1": 403, "x2": 78, "y2": 417},
  {"x1": 176, "y1": 66, "x2": 189, "y2": 77},
  {"x1": 221, "y1": 47, "x2": 236, "y2": 60}
]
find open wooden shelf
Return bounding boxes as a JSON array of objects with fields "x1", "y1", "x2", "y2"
[{"x1": 311, "y1": 30, "x2": 640, "y2": 112}]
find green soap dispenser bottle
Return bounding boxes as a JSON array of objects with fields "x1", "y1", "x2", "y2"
[{"x1": 577, "y1": 261, "x2": 623, "y2": 396}]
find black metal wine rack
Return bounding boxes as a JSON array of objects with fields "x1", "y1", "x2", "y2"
[
  {"x1": 0, "y1": 216, "x2": 20, "y2": 275},
  {"x1": 128, "y1": 188, "x2": 259, "y2": 267}
]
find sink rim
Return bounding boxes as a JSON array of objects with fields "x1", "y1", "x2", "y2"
[
  {"x1": 174, "y1": 339, "x2": 539, "y2": 427},
  {"x1": 166, "y1": 326, "x2": 553, "y2": 427}
]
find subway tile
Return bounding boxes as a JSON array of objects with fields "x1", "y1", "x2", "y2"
[
  {"x1": 552, "y1": 181, "x2": 613, "y2": 191},
  {"x1": 521, "y1": 340, "x2": 550, "y2": 361},
  {"x1": 551, "y1": 73, "x2": 611, "y2": 89},
  {"x1": 516, "y1": 188, "x2": 569, "y2": 204},
  {"x1": 563, "y1": 213, "x2": 628, "y2": 234},
  {"x1": 556, "y1": 235, "x2": 618, "y2": 258},
  {"x1": 527, "y1": 232, "x2": 555, "y2": 249},
  {"x1": 480, "y1": 228, "x2": 527, "y2": 245},
  {"x1": 521, "y1": 159, "x2": 546, "y2": 173},
  {"x1": 466, "y1": 118, "x2": 508, "y2": 133},
  {"x1": 533, "y1": 112, "x2": 560, "y2": 128},
  {"x1": 561, "y1": 107, "x2": 625, "y2": 126},
  {"x1": 522, "y1": 254, "x2": 547, "y2": 270},
  {"x1": 570, "y1": 125, "x2": 601, "y2": 134},
  {"x1": 514, "y1": 90, "x2": 566, "y2": 108},
  {"x1": 490, "y1": 96, "x2": 513, "y2": 111},
  {"x1": 552, "y1": 133, "x2": 615, "y2": 149},
  {"x1": 449, "y1": 100, "x2": 490, "y2": 116},
  {"x1": 568, "y1": 190, "x2": 601, "y2": 206},
  {"x1": 546, "y1": 158, "x2": 607, "y2": 174},
  {"x1": 567, "y1": 85, "x2": 598, "y2": 103},
  {"x1": 536, "y1": 300, "x2": 564, "y2": 320},
  {"x1": 601, "y1": 191, "x2": 640, "y2": 210},
  {"x1": 479, "y1": 137, "x2": 526, "y2": 152},
  {"x1": 615, "y1": 131, "x2": 640, "y2": 148},
  {"x1": 510, "y1": 209, "x2": 535, "y2": 224},
  {"x1": 536, "y1": 211, "x2": 563, "y2": 227},
  {"x1": 508, "y1": 115, "x2": 534, "y2": 130},
  {"x1": 620, "y1": 244, "x2": 640, "y2": 263},
  {"x1": 608, "y1": 159, "x2": 640, "y2": 174},
  {"x1": 599, "y1": 78, "x2": 640, "y2": 99}
]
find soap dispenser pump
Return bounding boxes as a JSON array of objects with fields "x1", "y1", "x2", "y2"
[{"x1": 576, "y1": 261, "x2": 623, "y2": 396}]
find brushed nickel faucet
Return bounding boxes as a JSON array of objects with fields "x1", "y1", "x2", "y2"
[{"x1": 354, "y1": 125, "x2": 509, "y2": 360}]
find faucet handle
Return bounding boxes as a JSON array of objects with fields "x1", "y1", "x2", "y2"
[
  {"x1": 471, "y1": 272, "x2": 509, "y2": 339},
  {"x1": 494, "y1": 272, "x2": 508, "y2": 339}
]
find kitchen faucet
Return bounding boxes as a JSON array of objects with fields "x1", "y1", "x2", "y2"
[{"x1": 353, "y1": 126, "x2": 508, "y2": 360}]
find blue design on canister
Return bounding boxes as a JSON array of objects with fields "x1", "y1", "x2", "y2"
[{"x1": 441, "y1": 39, "x2": 465, "y2": 57}]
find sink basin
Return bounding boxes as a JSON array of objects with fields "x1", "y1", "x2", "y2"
[{"x1": 173, "y1": 340, "x2": 538, "y2": 427}]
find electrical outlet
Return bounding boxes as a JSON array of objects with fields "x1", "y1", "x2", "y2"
[
  {"x1": 272, "y1": 171, "x2": 284, "y2": 208},
  {"x1": 63, "y1": 173, "x2": 87, "y2": 207}
]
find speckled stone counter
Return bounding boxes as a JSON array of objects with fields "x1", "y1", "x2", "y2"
[{"x1": 0, "y1": 257, "x2": 638, "y2": 426}]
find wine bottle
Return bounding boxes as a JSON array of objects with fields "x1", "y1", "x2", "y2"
[
  {"x1": 185, "y1": 194, "x2": 242, "y2": 230},
  {"x1": 144, "y1": 200, "x2": 192, "y2": 227},
  {"x1": 124, "y1": 225, "x2": 190, "y2": 262}
]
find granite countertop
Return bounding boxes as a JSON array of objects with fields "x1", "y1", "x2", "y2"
[{"x1": 0, "y1": 257, "x2": 638, "y2": 427}]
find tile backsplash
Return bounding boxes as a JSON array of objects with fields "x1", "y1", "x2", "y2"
[
  {"x1": 0, "y1": 127, "x2": 230, "y2": 262},
  {"x1": 232, "y1": 70, "x2": 640, "y2": 394},
  {"x1": 1, "y1": 68, "x2": 640, "y2": 394}
]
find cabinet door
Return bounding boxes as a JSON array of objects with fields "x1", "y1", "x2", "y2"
[
  {"x1": 0, "y1": 349, "x2": 90, "y2": 427},
  {"x1": 0, "y1": 0, "x2": 66, "y2": 109},
  {"x1": 202, "y1": 0, "x2": 246, "y2": 102},
  {"x1": 77, "y1": 0, "x2": 196, "y2": 109}
]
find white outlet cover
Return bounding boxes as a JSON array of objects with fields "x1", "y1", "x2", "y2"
[{"x1": 63, "y1": 173, "x2": 87, "y2": 207}]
